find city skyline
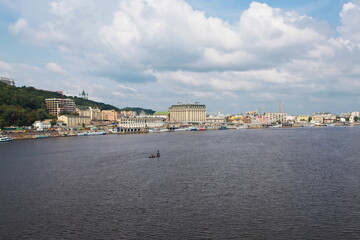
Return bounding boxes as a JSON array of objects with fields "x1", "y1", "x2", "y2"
[{"x1": 1, "y1": 0, "x2": 360, "y2": 115}]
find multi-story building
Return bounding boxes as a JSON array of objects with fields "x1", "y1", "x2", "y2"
[
  {"x1": 206, "y1": 116, "x2": 226, "y2": 123},
  {"x1": 120, "y1": 110, "x2": 138, "y2": 118},
  {"x1": 311, "y1": 113, "x2": 336, "y2": 124},
  {"x1": 118, "y1": 117, "x2": 164, "y2": 128},
  {"x1": 0, "y1": 77, "x2": 15, "y2": 86},
  {"x1": 263, "y1": 112, "x2": 288, "y2": 124},
  {"x1": 58, "y1": 115, "x2": 91, "y2": 126},
  {"x1": 246, "y1": 111, "x2": 258, "y2": 118},
  {"x1": 296, "y1": 116, "x2": 310, "y2": 123},
  {"x1": 101, "y1": 110, "x2": 119, "y2": 122},
  {"x1": 77, "y1": 107, "x2": 101, "y2": 121},
  {"x1": 45, "y1": 98, "x2": 77, "y2": 116},
  {"x1": 169, "y1": 103, "x2": 206, "y2": 122}
]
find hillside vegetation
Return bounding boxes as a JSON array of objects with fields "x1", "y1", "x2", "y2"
[{"x1": 0, "y1": 82, "x2": 154, "y2": 128}]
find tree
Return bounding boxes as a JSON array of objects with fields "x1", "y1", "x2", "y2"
[{"x1": 50, "y1": 119, "x2": 57, "y2": 127}]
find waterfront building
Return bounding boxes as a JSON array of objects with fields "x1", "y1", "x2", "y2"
[
  {"x1": 169, "y1": 102, "x2": 206, "y2": 122},
  {"x1": 340, "y1": 113, "x2": 350, "y2": 118},
  {"x1": 152, "y1": 111, "x2": 169, "y2": 121},
  {"x1": 101, "y1": 110, "x2": 119, "y2": 122},
  {"x1": 311, "y1": 115, "x2": 324, "y2": 124},
  {"x1": 227, "y1": 115, "x2": 245, "y2": 123},
  {"x1": 256, "y1": 116, "x2": 271, "y2": 125},
  {"x1": 118, "y1": 117, "x2": 164, "y2": 128},
  {"x1": 120, "y1": 110, "x2": 138, "y2": 118},
  {"x1": 296, "y1": 116, "x2": 310, "y2": 123},
  {"x1": 45, "y1": 98, "x2": 77, "y2": 116},
  {"x1": 0, "y1": 76, "x2": 15, "y2": 86},
  {"x1": 206, "y1": 116, "x2": 226, "y2": 123},
  {"x1": 286, "y1": 115, "x2": 296, "y2": 123},
  {"x1": 77, "y1": 107, "x2": 101, "y2": 121},
  {"x1": 351, "y1": 112, "x2": 360, "y2": 117},
  {"x1": 311, "y1": 113, "x2": 336, "y2": 124},
  {"x1": 263, "y1": 112, "x2": 288, "y2": 124},
  {"x1": 58, "y1": 115, "x2": 91, "y2": 126},
  {"x1": 33, "y1": 120, "x2": 51, "y2": 130},
  {"x1": 246, "y1": 111, "x2": 258, "y2": 118}
]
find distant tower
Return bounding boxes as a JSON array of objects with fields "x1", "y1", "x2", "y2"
[
  {"x1": 279, "y1": 101, "x2": 283, "y2": 113},
  {"x1": 79, "y1": 90, "x2": 88, "y2": 100}
]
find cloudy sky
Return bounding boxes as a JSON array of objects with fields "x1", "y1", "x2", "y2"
[{"x1": 1, "y1": 0, "x2": 360, "y2": 115}]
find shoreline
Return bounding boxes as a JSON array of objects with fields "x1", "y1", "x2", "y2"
[{"x1": 1, "y1": 123, "x2": 358, "y2": 141}]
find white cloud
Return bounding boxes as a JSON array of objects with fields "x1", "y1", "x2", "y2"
[
  {"x1": 5, "y1": 0, "x2": 360, "y2": 114},
  {"x1": 46, "y1": 62, "x2": 66, "y2": 74},
  {"x1": 338, "y1": 2, "x2": 360, "y2": 43},
  {"x1": 0, "y1": 60, "x2": 13, "y2": 72}
]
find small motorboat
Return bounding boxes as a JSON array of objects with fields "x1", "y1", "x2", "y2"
[
  {"x1": 0, "y1": 135, "x2": 14, "y2": 142},
  {"x1": 149, "y1": 150, "x2": 160, "y2": 158}
]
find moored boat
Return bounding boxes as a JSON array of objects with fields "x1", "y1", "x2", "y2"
[
  {"x1": 174, "y1": 128, "x2": 187, "y2": 132},
  {"x1": 32, "y1": 135, "x2": 49, "y2": 139},
  {"x1": 0, "y1": 135, "x2": 14, "y2": 142}
]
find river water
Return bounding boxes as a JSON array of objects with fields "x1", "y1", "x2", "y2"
[{"x1": 1, "y1": 127, "x2": 360, "y2": 239}]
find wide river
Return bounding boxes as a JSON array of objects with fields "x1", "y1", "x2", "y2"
[{"x1": 1, "y1": 127, "x2": 360, "y2": 240}]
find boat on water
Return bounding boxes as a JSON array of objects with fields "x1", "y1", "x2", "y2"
[
  {"x1": 149, "y1": 128, "x2": 170, "y2": 133},
  {"x1": 174, "y1": 128, "x2": 187, "y2": 132},
  {"x1": 77, "y1": 131, "x2": 106, "y2": 136},
  {"x1": 149, "y1": 150, "x2": 160, "y2": 158},
  {"x1": 148, "y1": 128, "x2": 161, "y2": 133},
  {"x1": 32, "y1": 135, "x2": 50, "y2": 139},
  {"x1": 218, "y1": 126, "x2": 228, "y2": 130},
  {"x1": 0, "y1": 135, "x2": 14, "y2": 142}
]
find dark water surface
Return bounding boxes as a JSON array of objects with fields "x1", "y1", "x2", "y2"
[{"x1": 1, "y1": 127, "x2": 360, "y2": 239}]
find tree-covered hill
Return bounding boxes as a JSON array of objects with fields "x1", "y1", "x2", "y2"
[{"x1": 0, "y1": 82, "x2": 154, "y2": 128}]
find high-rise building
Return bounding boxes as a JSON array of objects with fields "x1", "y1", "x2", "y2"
[
  {"x1": 45, "y1": 98, "x2": 77, "y2": 116},
  {"x1": 169, "y1": 102, "x2": 206, "y2": 122},
  {"x1": 0, "y1": 77, "x2": 15, "y2": 86}
]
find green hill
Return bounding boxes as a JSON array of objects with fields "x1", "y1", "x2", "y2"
[{"x1": 0, "y1": 82, "x2": 154, "y2": 128}]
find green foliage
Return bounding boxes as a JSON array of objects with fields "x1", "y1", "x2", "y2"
[
  {"x1": 72, "y1": 96, "x2": 119, "y2": 111},
  {"x1": 50, "y1": 119, "x2": 57, "y2": 127},
  {"x1": 0, "y1": 82, "x2": 155, "y2": 127}
]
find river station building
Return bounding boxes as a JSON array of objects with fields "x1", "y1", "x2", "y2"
[{"x1": 169, "y1": 103, "x2": 206, "y2": 122}]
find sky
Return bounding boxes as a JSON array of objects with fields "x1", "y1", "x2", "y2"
[{"x1": 0, "y1": 0, "x2": 360, "y2": 115}]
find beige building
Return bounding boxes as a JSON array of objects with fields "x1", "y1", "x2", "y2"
[
  {"x1": 118, "y1": 117, "x2": 165, "y2": 128},
  {"x1": 58, "y1": 115, "x2": 91, "y2": 126},
  {"x1": 296, "y1": 116, "x2": 310, "y2": 123},
  {"x1": 45, "y1": 98, "x2": 76, "y2": 116},
  {"x1": 77, "y1": 107, "x2": 101, "y2": 121},
  {"x1": 101, "y1": 110, "x2": 119, "y2": 122},
  {"x1": 169, "y1": 103, "x2": 206, "y2": 122},
  {"x1": 206, "y1": 116, "x2": 226, "y2": 123},
  {"x1": 263, "y1": 112, "x2": 288, "y2": 123}
]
